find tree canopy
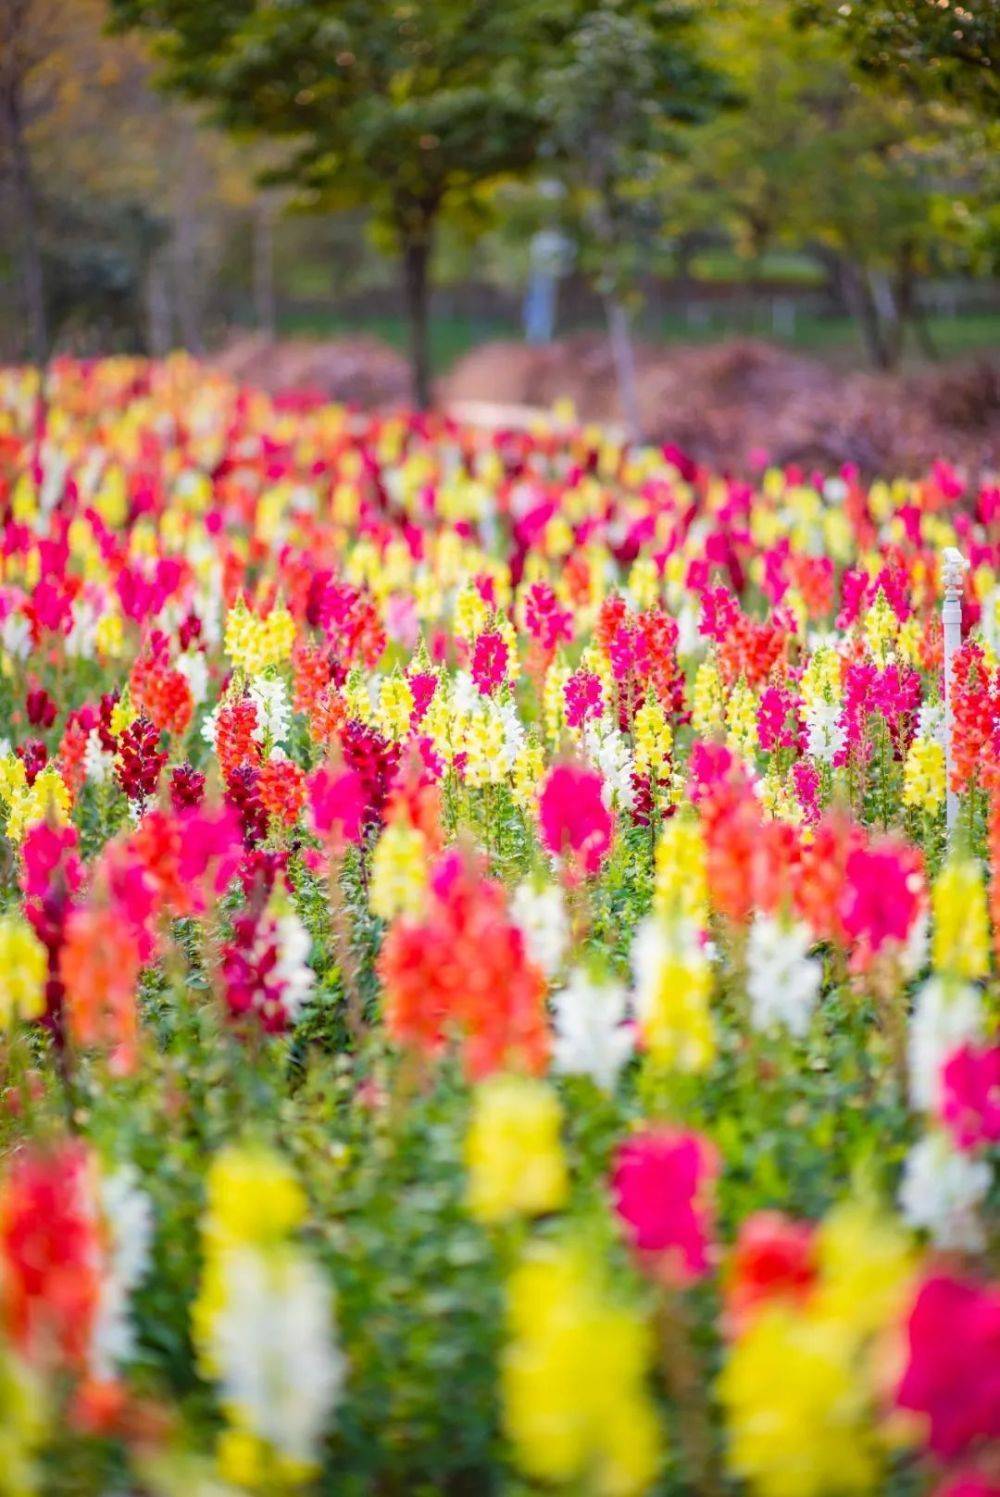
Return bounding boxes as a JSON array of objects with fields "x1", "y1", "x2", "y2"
[
  {"x1": 109, "y1": 0, "x2": 578, "y2": 400},
  {"x1": 109, "y1": 0, "x2": 729, "y2": 404},
  {"x1": 799, "y1": 0, "x2": 1000, "y2": 117}
]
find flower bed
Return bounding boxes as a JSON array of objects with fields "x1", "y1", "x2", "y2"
[{"x1": 0, "y1": 353, "x2": 996, "y2": 1495}]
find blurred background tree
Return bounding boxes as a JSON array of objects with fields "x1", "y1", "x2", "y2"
[
  {"x1": 0, "y1": 0, "x2": 997, "y2": 393},
  {"x1": 107, "y1": 0, "x2": 609, "y2": 405},
  {"x1": 0, "y1": 0, "x2": 263, "y2": 363},
  {"x1": 799, "y1": 0, "x2": 1000, "y2": 117},
  {"x1": 539, "y1": 3, "x2": 727, "y2": 435},
  {"x1": 668, "y1": 0, "x2": 998, "y2": 368}
]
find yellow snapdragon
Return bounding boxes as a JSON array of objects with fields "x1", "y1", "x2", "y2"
[
  {"x1": 799, "y1": 646, "x2": 841, "y2": 710},
  {"x1": 862, "y1": 589, "x2": 897, "y2": 666},
  {"x1": 369, "y1": 824, "x2": 428, "y2": 922},
  {"x1": 0, "y1": 1343, "x2": 46, "y2": 1497},
  {"x1": 902, "y1": 737, "x2": 945, "y2": 813},
  {"x1": 691, "y1": 658, "x2": 725, "y2": 737},
  {"x1": 511, "y1": 737, "x2": 545, "y2": 809},
  {"x1": 726, "y1": 681, "x2": 758, "y2": 760},
  {"x1": 719, "y1": 1311, "x2": 878, "y2": 1497},
  {"x1": 94, "y1": 608, "x2": 125, "y2": 659},
  {"x1": 633, "y1": 696, "x2": 672, "y2": 778},
  {"x1": 453, "y1": 581, "x2": 490, "y2": 641},
  {"x1": 224, "y1": 598, "x2": 295, "y2": 674},
  {"x1": 376, "y1": 675, "x2": 415, "y2": 740},
  {"x1": 2, "y1": 764, "x2": 71, "y2": 844},
  {"x1": 0, "y1": 914, "x2": 47, "y2": 1028},
  {"x1": 464, "y1": 1075, "x2": 568, "y2": 1224},
  {"x1": 503, "y1": 1240, "x2": 660, "y2": 1496},
  {"x1": 633, "y1": 919, "x2": 715, "y2": 1073},
  {"x1": 931, "y1": 857, "x2": 990, "y2": 980},
  {"x1": 653, "y1": 815, "x2": 708, "y2": 927},
  {"x1": 461, "y1": 706, "x2": 509, "y2": 789}
]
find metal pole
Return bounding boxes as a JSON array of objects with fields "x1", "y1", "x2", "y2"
[{"x1": 942, "y1": 547, "x2": 968, "y2": 834}]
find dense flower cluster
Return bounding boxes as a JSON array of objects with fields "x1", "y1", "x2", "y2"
[{"x1": 0, "y1": 355, "x2": 997, "y2": 1494}]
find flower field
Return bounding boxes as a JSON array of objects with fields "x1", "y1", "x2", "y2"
[{"x1": 0, "y1": 352, "x2": 998, "y2": 1496}]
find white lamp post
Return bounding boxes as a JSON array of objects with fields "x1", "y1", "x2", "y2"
[{"x1": 941, "y1": 546, "x2": 969, "y2": 835}]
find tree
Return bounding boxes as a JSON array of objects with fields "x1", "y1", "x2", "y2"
[
  {"x1": 540, "y1": 5, "x2": 725, "y2": 436},
  {"x1": 0, "y1": 0, "x2": 266, "y2": 363},
  {"x1": 798, "y1": 1, "x2": 1000, "y2": 118},
  {"x1": 109, "y1": 0, "x2": 611, "y2": 407},
  {"x1": 0, "y1": 0, "x2": 58, "y2": 364},
  {"x1": 666, "y1": 0, "x2": 992, "y2": 368}
]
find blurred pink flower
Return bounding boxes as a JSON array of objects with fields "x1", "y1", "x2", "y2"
[
  {"x1": 612, "y1": 1128, "x2": 718, "y2": 1281},
  {"x1": 539, "y1": 763, "x2": 613, "y2": 878},
  {"x1": 940, "y1": 1043, "x2": 1000, "y2": 1152},
  {"x1": 308, "y1": 764, "x2": 367, "y2": 847},
  {"x1": 839, "y1": 838, "x2": 924, "y2": 965},
  {"x1": 896, "y1": 1274, "x2": 1000, "y2": 1461},
  {"x1": 471, "y1": 630, "x2": 508, "y2": 696}
]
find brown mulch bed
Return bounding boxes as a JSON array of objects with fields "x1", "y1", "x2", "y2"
[
  {"x1": 212, "y1": 334, "x2": 411, "y2": 409},
  {"x1": 439, "y1": 335, "x2": 1000, "y2": 475},
  {"x1": 212, "y1": 332, "x2": 1000, "y2": 475}
]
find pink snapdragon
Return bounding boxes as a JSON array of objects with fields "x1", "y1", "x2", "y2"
[
  {"x1": 471, "y1": 630, "x2": 508, "y2": 696},
  {"x1": 839, "y1": 838, "x2": 924, "y2": 967},
  {"x1": 539, "y1": 763, "x2": 613, "y2": 879},
  {"x1": 308, "y1": 764, "x2": 367, "y2": 849},
  {"x1": 939, "y1": 1043, "x2": 1000, "y2": 1152},
  {"x1": 523, "y1": 581, "x2": 573, "y2": 650},
  {"x1": 757, "y1": 685, "x2": 803, "y2": 753},
  {"x1": 896, "y1": 1274, "x2": 1000, "y2": 1461},
  {"x1": 612, "y1": 1129, "x2": 718, "y2": 1282},
  {"x1": 563, "y1": 670, "x2": 604, "y2": 728}
]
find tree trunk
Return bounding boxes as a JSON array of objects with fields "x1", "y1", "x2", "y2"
[
  {"x1": 841, "y1": 260, "x2": 893, "y2": 370},
  {"x1": 170, "y1": 135, "x2": 208, "y2": 356},
  {"x1": 0, "y1": 71, "x2": 48, "y2": 365},
  {"x1": 145, "y1": 253, "x2": 172, "y2": 357},
  {"x1": 173, "y1": 203, "x2": 204, "y2": 356},
  {"x1": 910, "y1": 298, "x2": 940, "y2": 361},
  {"x1": 871, "y1": 269, "x2": 904, "y2": 367},
  {"x1": 894, "y1": 243, "x2": 938, "y2": 361},
  {"x1": 401, "y1": 230, "x2": 433, "y2": 410},
  {"x1": 605, "y1": 293, "x2": 641, "y2": 443},
  {"x1": 253, "y1": 198, "x2": 277, "y2": 341}
]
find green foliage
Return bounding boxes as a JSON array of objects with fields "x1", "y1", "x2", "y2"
[
  {"x1": 799, "y1": 0, "x2": 1000, "y2": 116},
  {"x1": 40, "y1": 193, "x2": 166, "y2": 349},
  {"x1": 539, "y1": 5, "x2": 727, "y2": 297},
  {"x1": 665, "y1": 0, "x2": 998, "y2": 366},
  {"x1": 108, "y1": 0, "x2": 609, "y2": 397}
]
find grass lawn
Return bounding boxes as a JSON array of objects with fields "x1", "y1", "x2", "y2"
[{"x1": 278, "y1": 305, "x2": 1000, "y2": 376}]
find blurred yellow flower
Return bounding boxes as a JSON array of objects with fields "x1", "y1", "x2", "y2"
[{"x1": 465, "y1": 1075, "x2": 568, "y2": 1224}]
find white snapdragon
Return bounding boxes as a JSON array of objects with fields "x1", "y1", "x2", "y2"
[
  {"x1": 552, "y1": 968, "x2": 633, "y2": 1091},
  {"x1": 916, "y1": 702, "x2": 945, "y2": 748},
  {"x1": 91, "y1": 1164, "x2": 153, "y2": 1377},
  {"x1": 510, "y1": 881, "x2": 569, "y2": 978},
  {"x1": 451, "y1": 670, "x2": 479, "y2": 717},
  {"x1": 898, "y1": 1131, "x2": 991, "y2": 1252},
  {"x1": 273, "y1": 911, "x2": 316, "y2": 1024},
  {"x1": 83, "y1": 728, "x2": 115, "y2": 785},
  {"x1": 900, "y1": 908, "x2": 930, "y2": 982},
  {"x1": 908, "y1": 977, "x2": 983, "y2": 1114},
  {"x1": 804, "y1": 700, "x2": 846, "y2": 764},
  {"x1": 1, "y1": 610, "x2": 32, "y2": 661},
  {"x1": 211, "y1": 1248, "x2": 345, "y2": 1470},
  {"x1": 746, "y1": 913, "x2": 822, "y2": 1038},
  {"x1": 248, "y1": 674, "x2": 291, "y2": 747},
  {"x1": 496, "y1": 695, "x2": 526, "y2": 768},
  {"x1": 582, "y1": 720, "x2": 636, "y2": 811},
  {"x1": 176, "y1": 648, "x2": 209, "y2": 706},
  {"x1": 65, "y1": 599, "x2": 101, "y2": 659}
]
